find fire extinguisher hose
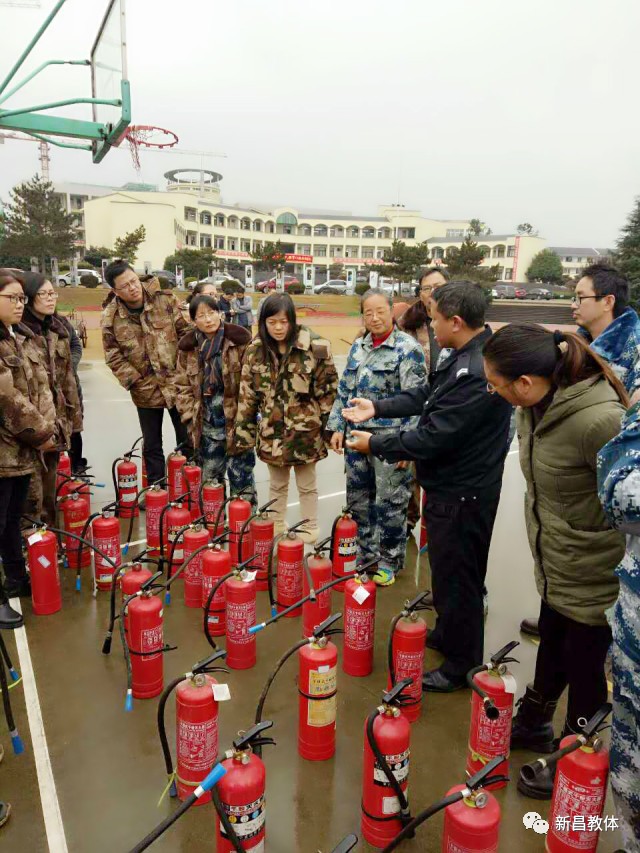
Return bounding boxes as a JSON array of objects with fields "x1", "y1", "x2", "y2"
[
  {"x1": 237, "y1": 498, "x2": 278, "y2": 559},
  {"x1": 466, "y1": 665, "x2": 500, "y2": 721},
  {"x1": 386, "y1": 613, "x2": 403, "y2": 690},
  {"x1": 165, "y1": 520, "x2": 205, "y2": 605},
  {"x1": 102, "y1": 557, "x2": 159, "y2": 655},
  {"x1": 157, "y1": 494, "x2": 190, "y2": 579},
  {"x1": 157, "y1": 675, "x2": 187, "y2": 799},
  {"x1": 365, "y1": 710, "x2": 412, "y2": 826},
  {"x1": 253, "y1": 638, "x2": 308, "y2": 751},
  {"x1": 203, "y1": 570, "x2": 235, "y2": 649},
  {"x1": 380, "y1": 791, "x2": 464, "y2": 852},
  {"x1": 125, "y1": 478, "x2": 167, "y2": 547},
  {"x1": 211, "y1": 784, "x2": 246, "y2": 853}
]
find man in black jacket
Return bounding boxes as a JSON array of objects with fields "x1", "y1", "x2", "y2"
[{"x1": 344, "y1": 282, "x2": 512, "y2": 691}]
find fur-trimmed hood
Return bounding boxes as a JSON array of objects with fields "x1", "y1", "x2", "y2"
[
  {"x1": 178, "y1": 322, "x2": 252, "y2": 352},
  {"x1": 20, "y1": 306, "x2": 69, "y2": 339}
]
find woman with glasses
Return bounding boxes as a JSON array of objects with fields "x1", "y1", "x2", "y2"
[
  {"x1": 20, "y1": 272, "x2": 82, "y2": 525},
  {"x1": 174, "y1": 294, "x2": 256, "y2": 500},
  {"x1": 235, "y1": 293, "x2": 338, "y2": 544},
  {"x1": 482, "y1": 323, "x2": 627, "y2": 798},
  {"x1": 0, "y1": 270, "x2": 56, "y2": 623}
]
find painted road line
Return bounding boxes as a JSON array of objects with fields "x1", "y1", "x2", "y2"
[
  {"x1": 287, "y1": 490, "x2": 346, "y2": 509},
  {"x1": 10, "y1": 598, "x2": 68, "y2": 853},
  {"x1": 122, "y1": 539, "x2": 146, "y2": 549}
]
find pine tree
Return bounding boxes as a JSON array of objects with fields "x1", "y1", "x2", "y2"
[
  {"x1": 445, "y1": 237, "x2": 501, "y2": 284},
  {"x1": 376, "y1": 240, "x2": 431, "y2": 282},
  {"x1": 163, "y1": 247, "x2": 216, "y2": 279},
  {"x1": 614, "y1": 196, "x2": 640, "y2": 313},
  {"x1": 113, "y1": 225, "x2": 147, "y2": 264},
  {"x1": 0, "y1": 175, "x2": 78, "y2": 271}
]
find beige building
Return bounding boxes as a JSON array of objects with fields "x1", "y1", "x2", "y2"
[
  {"x1": 428, "y1": 233, "x2": 547, "y2": 282},
  {"x1": 549, "y1": 246, "x2": 611, "y2": 280}
]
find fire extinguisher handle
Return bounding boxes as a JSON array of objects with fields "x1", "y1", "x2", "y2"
[
  {"x1": 141, "y1": 571, "x2": 163, "y2": 591},
  {"x1": 404, "y1": 590, "x2": 432, "y2": 613},
  {"x1": 192, "y1": 649, "x2": 227, "y2": 673},
  {"x1": 312, "y1": 612, "x2": 343, "y2": 638},
  {"x1": 382, "y1": 677, "x2": 413, "y2": 706},
  {"x1": 232, "y1": 720, "x2": 275, "y2": 751},
  {"x1": 314, "y1": 535, "x2": 333, "y2": 553},
  {"x1": 466, "y1": 755, "x2": 506, "y2": 789},
  {"x1": 357, "y1": 555, "x2": 382, "y2": 576},
  {"x1": 257, "y1": 497, "x2": 278, "y2": 514},
  {"x1": 329, "y1": 834, "x2": 359, "y2": 853},
  {"x1": 489, "y1": 639, "x2": 520, "y2": 667}
]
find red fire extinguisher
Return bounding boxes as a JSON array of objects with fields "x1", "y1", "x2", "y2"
[
  {"x1": 521, "y1": 704, "x2": 611, "y2": 853},
  {"x1": 267, "y1": 520, "x2": 309, "y2": 619},
  {"x1": 56, "y1": 472, "x2": 91, "y2": 504},
  {"x1": 167, "y1": 449, "x2": 187, "y2": 502},
  {"x1": 181, "y1": 524, "x2": 210, "y2": 608},
  {"x1": 141, "y1": 453, "x2": 148, "y2": 491},
  {"x1": 182, "y1": 463, "x2": 202, "y2": 523},
  {"x1": 112, "y1": 450, "x2": 140, "y2": 520},
  {"x1": 467, "y1": 640, "x2": 520, "y2": 789},
  {"x1": 157, "y1": 649, "x2": 229, "y2": 804},
  {"x1": 227, "y1": 492, "x2": 253, "y2": 567},
  {"x1": 91, "y1": 509, "x2": 122, "y2": 591},
  {"x1": 159, "y1": 500, "x2": 191, "y2": 581},
  {"x1": 343, "y1": 570, "x2": 377, "y2": 677},
  {"x1": 379, "y1": 754, "x2": 507, "y2": 853},
  {"x1": 202, "y1": 480, "x2": 225, "y2": 538},
  {"x1": 57, "y1": 451, "x2": 71, "y2": 488},
  {"x1": 361, "y1": 679, "x2": 414, "y2": 848},
  {"x1": 238, "y1": 498, "x2": 277, "y2": 589},
  {"x1": 145, "y1": 484, "x2": 169, "y2": 553},
  {"x1": 203, "y1": 556, "x2": 259, "y2": 669},
  {"x1": 387, "y1": 592, "x2": 431, "y2": 723},
  {"x1": 302, "y1": 537, "x2": 333, "y2": 639},
  {"x1": 101, "y1": 561, "x2": 154, "y2": 655},
  {"x1": 60, "y1": 490, "x2": 91, "y2": 571},
  {"x1": 202, "y1": 545, "x2": 232, "y2": 637},
  {"x1": 26, "y1": 527, "x2": 61, "y2": 615},
  {"x1": 213, "y1": 721, "x2": 275, "y2": 853},
  {"x1": 330, "y1": 506, "x2": 358, "y2": 592}
]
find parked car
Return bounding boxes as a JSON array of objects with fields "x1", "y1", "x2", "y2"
[
  {"x1": 494, "y1": 285, "x2": 516, "y2": 299},
  {"x1": 314, "y1": 279, "x2": 349, "y2": 294},
  {"x1": 528, "y1": 288, "x2": 553, "y2": 300},
  {"x1": 191, "y1": 273, "x2": 243, "y2": 291},
  {"x1": 514, "y1": 287, "x2": 528, "y2": 299},
  {"x1": 255, "y1": 275, "x2": 300, "y2": 293},
  {"x1": 57, "y1": 268, "x2": 101, "y2": 286},
  {"x1": 153, "y1": 269, "x2": 177, "y2": 286}
]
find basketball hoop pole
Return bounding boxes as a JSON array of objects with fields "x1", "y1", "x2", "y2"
[{"x1": 0, "y1": 0, "x2": 68, "y2": 97}]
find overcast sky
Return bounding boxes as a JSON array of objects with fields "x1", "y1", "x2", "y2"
[{"x1": 1, "y1": 0, "x2": 639, "y2": 248}]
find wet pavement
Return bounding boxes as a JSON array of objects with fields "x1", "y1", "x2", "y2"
[{"x1": 1, "y1": 358, "x2": 623, "y2": 852}]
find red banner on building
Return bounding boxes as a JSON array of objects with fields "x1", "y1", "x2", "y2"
[{"x1": 285, "y1": 253, "x2": 313, "y2": 263}]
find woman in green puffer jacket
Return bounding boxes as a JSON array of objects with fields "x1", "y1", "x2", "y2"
[{"x1": 482, "y1": 323, "x2": 628, "y2": 799}]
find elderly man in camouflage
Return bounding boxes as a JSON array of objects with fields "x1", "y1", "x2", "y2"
[
  {"x1": 327, "y1": 289, "x2": 427, "y2": 586},
  {"x1": 101, "y1": 260, "x2": 191, "y2": 486},
  {"x1": 598, "y1": 393, "x2": 640, "y2": 852}
]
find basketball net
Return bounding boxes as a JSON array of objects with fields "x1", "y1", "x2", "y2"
[{"x1": 120, "y1": 125, "x2": 179, "y2": 173}]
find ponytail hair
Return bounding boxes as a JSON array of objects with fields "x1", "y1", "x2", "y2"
[{"x1": 482, "y1": 323, "x2": 629, "y2": 406}]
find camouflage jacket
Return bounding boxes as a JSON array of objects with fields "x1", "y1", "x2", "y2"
[
  {"x1": 21, "y1": 308, "x2": 83, "y2": 448},
  {"x1": 0, "y1": 323, "x2": 56, "y2": 477},
  {"x1": 326, "y1": 327, "x2": 427, "y2": 434},
  {"x1": 580, "y1": 307, "x2": 640, "y2": 394},
  {"x1": 101, "y1": 276, "x2": 189, "y2": 409},
  {"x1": 173, "y1": 323, "x2": 252, "y2": 453},
  {"x1": 235, "y1": 326, "x2": 338, "y2": 466}
]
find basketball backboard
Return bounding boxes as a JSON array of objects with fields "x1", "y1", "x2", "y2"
[{"x1": 0, "y1": 0, "x2": 130, "y2": 163}]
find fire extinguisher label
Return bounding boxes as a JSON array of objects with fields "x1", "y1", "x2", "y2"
[
  {"x1": 278, "y1": 560, "x2": 302, "y2": 598},
  {"x1": 203, "y1": 575, "x2": 225, "y2": 606},
  {"x1": 227, "y1": 600, "x2": 257, "y2": 644},
  {"x1": 118, "y1": 475, "x2": 136, "y2": 487},
  {"x1": 446, "y1": 841, "x2": 497, "y2": 853},
  {"x1": 37, "y1": 555, "x2": 51, "y2": 568},
  {"x1": 178, "y1": 717, "x2": 218, "y2": 773},
  {"x1": 345, "y1": 607, "x2": 375, "y2": 650},
  {"x1": 146, "y1": 506, "x2": 162, "y2": 539},
  {"x1": 307, "y1": 667, "x2": 337, "y2": 728},
  {"x1": 184, "y1": 552, "x2": 202, "y2": 581},
  {"x1": 140, "y1": 624, "x2": 163, "y2": 658},
  {"x1": 204, "y1": 500, "x2": 223, "y2": 522},
  {"x1": 394, "y1": 650, "x2": 423, "y2": 698},
  {"x1": 475, "y1": 705, "x2": 513, "y2": 757},
  {"x1": 338, "y1": 536, "x2": 357, "y2": 557},
  {"x1": 220, "y1": 795, "x2": 265, "y2": 841},
  {"x1": 382, "y1": 788, "x2": 409, "y2": 816},
  {"x1": 168, "y1": 530, "x2": 184, "y2": 561},
  {"x1": 254, "y1": 538, "x2": 271, "y2": 568},
  {"x1": 551, "y1": 769, "x2": 606, "y2": 848},
  {"x1": 120, "y1": 492, "x2": 136, "y2": 503},
  {"x1": 374, "y1": 749, "x2": 409, "y2": 786},
  {"x1": 94, "y1": 538, "x2": 120, "y2": 568}
]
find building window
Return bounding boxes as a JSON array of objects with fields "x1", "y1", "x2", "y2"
[
  {"x1": 228, "y1": 239, "x2": 237, "y2": 251},
  {"x1": 253, "y1": 220, "x2": 263, "y2": 231},
  {"x1": 184, "y1": 207, "x2": 197, "y2": 222},
  {"x1": 314, "y1": 245, "x2": 327, "y2": 257},
  {"x1": 362, "y1": 227, "x2": 375, "y2": 238},
  {"x1": 265, "y1": 221, "x2": 275, "y2": 233},
  {"x1": 432, "y1": 247, "x2": 444, "y2": 259},
  {"x1": 228, "y1": 216, "x2": 239, "y2": 229},
  {"x1": 378, "y1": 228, "x2": 392, "y2": 239},
  {"x1": 446, "y1": 229, "x2": 464, "y2": 238},
  {"x1": 214, "y1": 214, "x2": 225, "y2": 227},
  {"x1": 376, "y1": 249, "x2": 385, "y2": 259},
  {"x1": 276, "y1": 212, "x2": 298, "y2": 226},
  {"x1": 345, "y1": 245, "x2": 358, "y2": 258},
  {"x1": 504, "y1": 268, "x2": 513, "y2": 280},
  {"x1": 299, "y1": 224, "x2": 312, "y2": 236},
  {"x1": 330, "y1": 245, "x2": 344, "y2": 257},
  {"x1": 253, "y1": 241, "x2": 262, "y2": 252},
  {"x1": 493, "y1": 245, "x2": 506, "y2": 258},
  {"x1": 507, "y1": 246, "x2": 516, "y2": 257},
  {"x1": 214, "y1": 237, "x2": 225, "y2": 250},
  {"x1": 564, "y1": 256, "x2": 573, "y2": 263},
  {"x1": 577, "y1": 257, "x2": 583, "y2": 263},
  {"x1": 241, "y1": 218, "x2": 251, "y2": 230},
  {"x1": 200, "y1": 211, "x2": 212, "y2": 225},
  {"x1": 397, "y1": 228, "x2": 415, "y2": 239},
  {"x1": 362, "y1": 248, "x2": 374, "y2": 258},
  {"x1": 299, "y1": 244, "x2": 312, "y2": 255},
  {"x1": 70, "y1": 195, "x2": 86, "y2": 211},
  {"x1": 186, "y1": 231, "x2": 197, "y2": 246},
  {"x1": 330, "y1": 226, "x2": 344, "y2": 238},
  {"x1": 200, "y1": 234, "x2": 212, "y2": 248},
  {"x1": 347, "y1": 226, "x2": 360, "y2": 238},
  {"x1": 478, "y1": 245, "x2": 491, "y2": 258},
  {"x1": 314, "y1": 224, "x2": 328, "y2": 237}
]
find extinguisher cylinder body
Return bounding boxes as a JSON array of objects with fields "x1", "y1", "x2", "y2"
[
  {"x1": 117, "y1": 458, "x2": 139, "y2": 519},
  {"x1": 183, "y1": 464, "x2": 202, "y2": 522},
  {"x1": 57, "y1": 451, "x2": 71, "y2": 481},
  {"x1": 546, "y1": 736, "x2": 609, "y2": 853},
  {"x1": 302, "y1": 554, "x2": 332, "y2": 638},
  {"x1": 343, "y1": 577, "x2": 377, "y2": 676},
  {"x1": 331, "y1": 514, "x2": 358, "y2": 591},
  {"x1": 165, "y1": 505, "x2": 191, "y2": 575},
  {"x1": 467, "y1": 668, "x2": 515, "y2": 789},
  {"x1": 127, "y1": 594, "x2": 164, "y2": 699},
  {"x1": 175, "y1": 674, "x2": 219, "y2": 804},
  {"x1": 298, "y1": 639, "x2": 338, "y2": 760},
  {"x1": 167, "y1": 452, "x2": 187, "y2": 502},
  {"x1": 277, "y1": 534, "x2": 305, "y2": 617},
  {"x1": 62, "y1": 493, "x2": 91, "y2": 569},
  {"x1": 388, "y1": 615, "x2": 427, "y2": 723},
  {"x1": 145, "y1": 486, "x2": 169, "y2": 552},
  {"x1": 228, "y1": 497, "x2": 252, "y2": 566},
  {"x1": 361, "y1": 709, "x2": 411, "y2": 847},
  {"x1": 141, "y1": 453, "x2": 148, "y2": 490},
  {"x1": 182, "y1": 526, "x2": 210, "y2": 607},
  {"x1": 216, "y1": 751, "x2": 266, "y2": 853},
  {"x1": 202, "y1": 481, "x2": 225, "y2": 537},
  {"x1": 225, "y1": 575, "x2": 257, "y2": 670},
  {"x1": 249, "y1": 517, "x2": 274, "y2": 591},
  {"x1": 442, "y1": 784, "x2": 501, "y2": 853},
  {"x1": 28, "y1": 530, "x2": 61, "y2": 615},
  {"x1": 121, "y1": 565, "x2": 153, "y2": 634},
  {"x1": 92, "y1": 514, "x2": 121, "y2": 591},
  {"x1": 202, "y1": 548, "x2": 231, "y2": 636}
]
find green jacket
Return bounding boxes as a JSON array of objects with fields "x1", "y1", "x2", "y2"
[{"x1": 517, "y1": 376, "x2": 625, "y2": 625}]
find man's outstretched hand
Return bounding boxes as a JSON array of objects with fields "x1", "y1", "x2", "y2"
[
  {"x1": 342, "y1": 397, "x2": 376, "y2": 424},
  {"x1": 345, "y1": 430, "x2": 372, "y2": 454}
]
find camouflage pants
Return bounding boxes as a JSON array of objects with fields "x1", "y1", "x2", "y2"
[
  {"x1": 201, "y1": 436, "x2": 256, "y2": 505},
  {"x1": 24, "y1": 451, "x2": 58, "y2": 526},
  {"x1": 345, "y1": 447, "x2": 411, "y2": 573},
  {"x1": 610, "y1": 590, "x2": 640, "y2": 852}
]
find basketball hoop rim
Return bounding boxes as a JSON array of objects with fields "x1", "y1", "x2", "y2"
[{"x1": 121, "y1": 124, "x2": 178, "y2": 149}]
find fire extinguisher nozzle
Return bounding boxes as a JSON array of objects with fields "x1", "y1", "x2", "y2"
[
  {"x1": 102, "y1": 634, "x2": 112, "y2": 655},
  {"x1": 125, "y1": 689, "x2": 133, "y2": 712},
  {"x1": 9, "y1": 668, "x2": 19, "y2": 682},
  {"x1": 75, "y1": 576, "x2": 81, "y2": 592},
  {"x1": 198, "y1": 762, "x2": 227, "y2": 794},
  {"x1": 248, "y1": 623, "x2": 265, "y2": 635},
  {"x1": 164, "y1": 591, "x2": 171, "y2": 606},
  {"x1": 10, "y1": 731, "x2": 24, "y2": 755},
  {"x1": 270, "y1": 605, "x2": 277, "y2": 618},
  {"x1": 123, "y1": 544, "x2": 129, "y2": 556},
  {"x1": 169, "y1": 780, "x2": 177, "y2": 798}
]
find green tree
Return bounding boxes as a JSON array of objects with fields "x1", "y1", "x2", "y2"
[
  {"x1": 445, "y1": 237, "x2": 501, "y2": 284},
  {"x1": 84, "y1": 245, "x2": 113, "y2": 267},
  {"x1": 113, "y1": 225, "x2": 146, "y2": 264},
  {"x1": 329, "y1": 262, "x2": 345, "y2": 279},
  {"x1": 517, "y1": 222, "x2": 537, "y2": 235},
  {"x1": 0, "y1": 175, "x2": 78, "y2": 271},
  {"x1": 250, "y1": 240, "x2": 286, "y2": 273},
  {"x1": 376, "y1": 240, "x2": 431, "y2": 282},
  {"x1": 613, "y1": 196, "x2": 640, "y2": 312},
  {"x1": 468, "y1": 218, "x2": 492, "y2": 237},
  {"x1": 163, "y1": 247, "x2": 217, "y2": 279},
  {"x1": 526, "y1": 249, "x2": 564, "y2": 284}
]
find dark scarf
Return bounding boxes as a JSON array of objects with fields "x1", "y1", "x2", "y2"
[
  {"x1": 22, "y1": 305, "x2": 53, "y2": 336},
  {"x1": 196, "y1": 327, "x2": 225, "y2": 397}
]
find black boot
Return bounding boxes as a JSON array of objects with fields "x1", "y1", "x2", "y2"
[
  {"x1": 510, "y1": 685, "x2": 558, "y2": 753},
  {"x1": 517, "y1": 717, "x2": 575, "y2": 800},
  {"x1": 0, "y1": 600, "x2": 24, "y2": 629}
]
